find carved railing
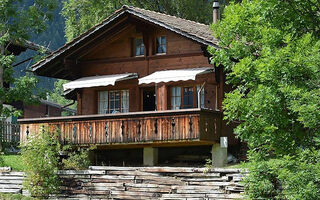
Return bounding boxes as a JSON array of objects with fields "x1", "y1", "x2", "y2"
[{"x1": 19, "y1": 109, "x2": 221, "y2": 145}]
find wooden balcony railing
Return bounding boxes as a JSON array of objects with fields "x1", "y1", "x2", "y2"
[{"x1": 18, "y1": 109, "x2": 222, "y2": 146}]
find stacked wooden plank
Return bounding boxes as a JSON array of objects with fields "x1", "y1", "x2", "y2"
[
  {"x1": 0, "y1": 171, "x2": 24, "y2": 194},
  {"x1": 55, "y1": 166, "x2": 247, "y2": 200}
]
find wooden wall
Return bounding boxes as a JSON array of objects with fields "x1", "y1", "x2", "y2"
[
  {"x1": 63, "y1": 19, "x2": 237, "y2": 146},
  {"x1": 23, "y1": 104, "x2": 61, "y2": 118}
]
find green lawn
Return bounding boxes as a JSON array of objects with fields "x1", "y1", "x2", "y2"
[{"x1": 0, "y1": 154, "x2": 25, "y2": 171}]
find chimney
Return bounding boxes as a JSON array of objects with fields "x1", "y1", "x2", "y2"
[{"x1": 213, "y1": 1, "x2": 220, "y2": 23}]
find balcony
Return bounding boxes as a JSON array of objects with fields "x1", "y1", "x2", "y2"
[{"x1": 18, "y1": 108, "x2": 222, "y2": 147}]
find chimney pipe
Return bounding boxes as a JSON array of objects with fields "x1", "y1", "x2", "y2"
[{"x1": 213, "y1": 1, "x2": 220, "y2": 23}]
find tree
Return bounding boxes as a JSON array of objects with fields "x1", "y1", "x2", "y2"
[
  {"x1": 0, "y1": 0, "x2": 58, "y2": 117},
  {"x1": 209, "y1": 0, "x2": 320, "y2": 198},
  {"x1": 49, "y1": 79, "x2": 77, "y2": 115},
  {"x1": 62, "y1": 0, "x2": 219, "y2": 42}
]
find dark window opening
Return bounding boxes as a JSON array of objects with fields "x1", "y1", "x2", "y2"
[{"x1": 143, "y1": 88, "x2": 156, "y2": 111}]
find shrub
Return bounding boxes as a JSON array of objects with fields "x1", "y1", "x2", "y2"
[
  {"x1": 21, "y1": 126, "x2": 61, "y2": 198},
  {"x1": 62, "y1": 147, "x2": 91, "y2": 170},
  {"x1": 245, "y1": 149, "x2": 320, "y2": 200}
]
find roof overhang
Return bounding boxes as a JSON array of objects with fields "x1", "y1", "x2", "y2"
[{"x1": 138, "y1": 67, "x2": 214, "y2": 85}]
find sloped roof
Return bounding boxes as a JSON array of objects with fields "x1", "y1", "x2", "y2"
[{"x1": 31, "y1": 5, "x2": 219, "y2": 79}]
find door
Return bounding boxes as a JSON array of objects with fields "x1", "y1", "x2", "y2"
[{"x1": 143, "y1": 88, "x2": 156, "y2": 111}]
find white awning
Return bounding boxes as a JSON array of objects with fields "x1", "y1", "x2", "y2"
[
  {"x1": 138, "y1": 67, "x2": 214, "y2": 85},
  {"x1": 63, "y1": 73, "x2": 138, "y2": 91}
]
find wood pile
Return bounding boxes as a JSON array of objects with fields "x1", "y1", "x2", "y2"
[{"x1": 55, "y1": 166, "x2": 247, "y2": 200}]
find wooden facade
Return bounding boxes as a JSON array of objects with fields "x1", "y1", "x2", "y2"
[{"x1": 19, "y1": 6, "x2": 238, "y2": 151}]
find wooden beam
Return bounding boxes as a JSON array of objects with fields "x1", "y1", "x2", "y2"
[{"x1": 78, "y1": 52, "x2": 204, "y2": 65}]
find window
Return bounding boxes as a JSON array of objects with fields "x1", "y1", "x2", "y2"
[
  {"x1": 170, "y1": 84, "x2": 205, "y2": 110},
  {"x1": 183, "y1": 87, "x2": 194, "y2": 109},
  {"x1": 197, "y1": 85, "x2": 205, "y2": 108},
  {"x1": 98, "y1": 91, "x2": 108, "y2": 114},
  {"x1": 171, "y1": 86, "x2": 181, "y2": 110},
  {"x1": 121, "y1": 90, "x2": 129, "y2": 113},
  {"x1": 98, "y1": 90, "x2": 129, "y2": 114},
  {"x1": 135, "y1": 38, "x2": 145, "y2": 56},
  {"x1": 156, "y1": 36, "x2": 166, "y2": 54}
]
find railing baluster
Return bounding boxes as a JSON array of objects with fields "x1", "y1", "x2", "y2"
[
  {"x1": 154, "y1": 119, "x2": 158, "y2": 135},
  {"x1": 189, "y1": 116, "x2": 193, "y2": 137},
  {"x1": 73, "y1": 124, "x2": 77, "y2": 143},
  {"x1": 26, "y1": 126, "x2": 29, "y2": 137},
  {"x1": 88, "y1": 123, "x2": 93, "y2": 142},
  {"x1": 121, "y1": 120, "x2": 125, "y2": 136},
  {"x1": 171, "y1": 118, "x2": 175, "y2": 136},
  {"x1": 137, "y1": 120, "x2": 141, "y2": 142}
]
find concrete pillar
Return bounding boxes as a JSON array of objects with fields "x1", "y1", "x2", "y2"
[
  {"x1": 211, "y1": 137, "x2": 228, "y2": 167},
  {"x1": 143, "y1": 147, "x2": 158, "y2": 166}
]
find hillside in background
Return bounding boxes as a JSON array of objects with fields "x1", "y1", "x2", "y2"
[{"x1": 14, "y1": 1, "x2": 65, "y2": 92}]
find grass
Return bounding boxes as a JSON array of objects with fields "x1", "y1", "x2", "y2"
[
  {"x1": 0, "y1": 193, "x2": 36, "y2": 200},
  {"x1": 0, "y1": 154, "x2": 25, "y2": 171}
]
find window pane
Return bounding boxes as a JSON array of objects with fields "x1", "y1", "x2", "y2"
[
  {"x1": 156, "y1": 36, "x2": 166, "y2": 54},
  {"x1": 121, "y1": 90, "x2": 129, "y2": 113},
  {"x1": 135, "y1": 38, "x2": 144, "y2": 56},
  {"x1": 161, "y1": 36, "x2": 166, "y2": 44},
  {"x1": 171, "y1": 86, "x2": 181, "y2": 110},
  {"x1": 196, "y1": 85, "x2": 205, "y2": 108},
  {"x1": 98, "y1": 91, "x2": 108, "y2": 114}
]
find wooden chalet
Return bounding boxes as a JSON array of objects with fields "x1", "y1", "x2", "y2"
[{"x1": 18, "y1": 5, "x2": 239, "y2": 167}]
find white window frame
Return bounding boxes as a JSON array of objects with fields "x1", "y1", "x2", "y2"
[{"x1": 98, "y1": 90, "x2": 129, "y2": 114}]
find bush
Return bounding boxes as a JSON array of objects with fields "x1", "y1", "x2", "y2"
[
  {"x1": 62, "y1": 147, "x2": 91, "y2": 170},
  {"x1": 245, "y1": 149, "x2": 320, "y2": 200},
  {"x1": 21, "y1": 127, "x2": 61, "y2": 198}
]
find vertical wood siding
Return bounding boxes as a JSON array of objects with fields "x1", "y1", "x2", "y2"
[{"x1": 19, "y1": 110, "x2": 221, "y2": 145}]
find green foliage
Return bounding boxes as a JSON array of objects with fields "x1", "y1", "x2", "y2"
[
  {"x1": 0, "y1": 0, "x2": 58, "y2": 117},
  {"x1": 62, "y1": 0, "x2": 220, "y2": 42},
  {"x1": 62, "y1": 147, "x2": 91, "y2": 170},
  {"x1": 49, "y1": 79, "x2": 77, "y2": 114},
  {"x1": 245, "y1": 149, "x2": 320, "y2": 200},
  {"x1": 210, "y1": 0, "x2": 320, "y2": 198},
  {"x1": 209, "y1": 0, "x2": 320, "y2": 155},
  {"x1": 0, "y1": 193, "x2": 36, "y2": 200},
  {"x1": 21, "y1": 127, "x2": 60, "y2": 198}
]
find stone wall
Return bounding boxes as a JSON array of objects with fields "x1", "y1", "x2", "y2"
[{"x1": 0, "y1": 166, "x2": 247, "y2": 199}]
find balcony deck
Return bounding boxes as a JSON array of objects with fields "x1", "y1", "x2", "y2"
[{"x1": 18, "y1": 108, "x2": 222, "y2": 148}]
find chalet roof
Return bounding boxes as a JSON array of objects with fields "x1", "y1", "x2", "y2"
[{"x1": 31, "y1": 5, "x2": 219, "y2": 80}]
